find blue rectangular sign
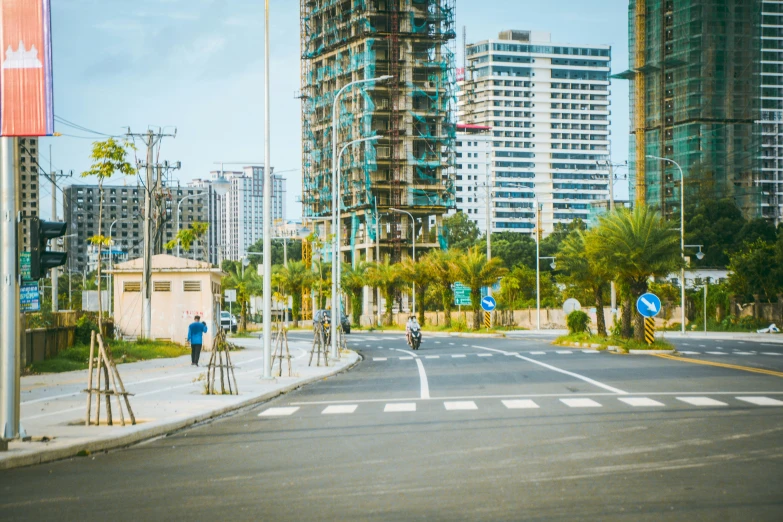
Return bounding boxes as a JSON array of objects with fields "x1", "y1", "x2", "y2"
[{"x1": 20, "y1": 280, "x2": 40, "y2": 312}]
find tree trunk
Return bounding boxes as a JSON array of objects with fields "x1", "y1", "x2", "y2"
[
  {"x1": 292, "y1": 292, "x2": 301, "y2": 328},
  {"x1": 594, "y1": 286, "x2": 607, "y2": 337},
  {"x1": 417, "y1": 285, "x2": 426, "y2": 326},
  {"x1": 634, "y1": 310, "x2": 645, "y2": 342},
  {"x1": 351, "y1": 292, "x2": 362, "y2": 326},
  {"x1": 96, "y1": 181, "x2": 104, "y2": 332},
  {"x1": 442, "y1": 292, "x2": 452, "y2": 327},
  {"x1": 621, "y1": 295, "x2": 632, "y2": 339}
]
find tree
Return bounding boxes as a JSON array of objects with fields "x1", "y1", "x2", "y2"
[
  {"x1": 421, "y1": 249, "x2": 460, "y2": 326},
  {"x1": 727, "y1": 238, "x2": 782, "y2": 302},
  {"x1": 588, "y1": 206, "x2": 682, "y2": 341},
  {"x1": 165, "y1": 222, "x2": 209, "y2": 260},
  {"x1": 685, "y1": 198, "x2": 745, "y2": 268},
  {"x1": 223, "y1": 267, "x2": 263, "y2": 331},
  {"x1": 452, "y1": 246, "x2": 508, "y2": 329},
  {"x1": 81, "y1": 138, "x2": 136, "y2": 330},
  {"x1": 489, "y1": 231, "x2": 536, "y2": 269},
  {"x1": 246, "y1": 237, "x2": 303, "y2": 266},
  {"x1": 399, "y1": 257, "x2": 431, "y2": 325},
  {"x1": 366, "y1": 259, "x2": 404, "y2": 325},
  {"x1": 341, "y1": 262, "x2": 368, "y2": 326},
  {"x1": 442, "y1": 212, "x2": 480, "y2": 251},
  {"x1": 558, "y1": 229, "x2": 610, "y2": 336},
  {"x1": 496, "y1": 264, "x2": 559, "y2": 310},
  {"x1": 273, "y1": 261, "x2": 312, "y2": 326}
]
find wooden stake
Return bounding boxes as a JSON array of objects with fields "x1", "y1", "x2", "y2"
[
  {"x1": 98, "y1": 335, "x2": 125, "y2": 426},
  {"x1": 85, "y1": 331, "x2": 96, "y2": 426}
]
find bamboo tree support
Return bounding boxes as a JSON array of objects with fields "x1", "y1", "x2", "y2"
[
  {"x1": 83, "y1": 330, "x2": 135, "y2": 426},
  {"x1": 309, "y1": 321, "x2": 329, "y2": 367},
  {"x1": 206, "y1": 327, "x2": 239, "y2": 395},
  {"x1": 271, "y1": 321, "x2": 292, "y2": 377}
]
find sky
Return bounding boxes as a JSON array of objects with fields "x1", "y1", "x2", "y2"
[{"x1": 41, "y1": 0, "x2": 630, "y2": 220}]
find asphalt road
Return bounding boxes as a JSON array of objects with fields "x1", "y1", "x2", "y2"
[{"x1": 2, "y1": 332, "x2": 782, "y2": 521}]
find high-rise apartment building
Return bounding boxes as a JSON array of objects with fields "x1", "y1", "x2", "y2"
[
  {"x1": 759, "y1": 0, "x2": 783, "y2": 224},
  {"x1": 18, "y1": 137, "x2": 39, "y2": 252},
  {"x1": 300, "y1": 0, "x2": 457, "y2": 265},
  {"x1": 452, "y1": 125, "x2": 493, "y2": 235},
  {"x1": 622, "y1": 0, "x2": 781, "y2": 222},
  {"x1": 210, "y1": 166, "x2": 286, "y2": 261},
  {"x1": 458, "y1": 30, "x2": 611, "y2": 236}
]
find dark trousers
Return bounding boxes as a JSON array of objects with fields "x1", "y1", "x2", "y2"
[{"x1": 191, "y1": 344, "x2": 202, "y2": 365}]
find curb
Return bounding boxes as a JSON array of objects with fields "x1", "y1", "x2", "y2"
[{"x1": 0, "y1": 352, "x2": 360, "y2": 471}]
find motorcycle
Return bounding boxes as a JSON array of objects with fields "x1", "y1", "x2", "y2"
[{"x1": 408, "y1": 325, "x2": 422, "y2": 350}]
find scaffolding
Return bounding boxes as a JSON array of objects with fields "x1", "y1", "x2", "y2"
[
  {"x1": 300, "y1": 0, "x2": 457, "y2": 267},
  {"x1": 621, "y1": 0, "x2": 763, "y2": 220}
]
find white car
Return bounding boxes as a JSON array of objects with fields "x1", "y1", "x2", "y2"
[{"x1": 220, "y1": 311, "x2": 238, "y2": 333}]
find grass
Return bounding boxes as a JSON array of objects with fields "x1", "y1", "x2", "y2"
[
  {"x1": 555, "y1": 332, "x2": 675, "y2": 352},
  {"x1": 27, "y1": 338, "x2": 189, "y2": 374},
  {"x1": 229, "y1": 331, "x2": 258, "y2": 339}
]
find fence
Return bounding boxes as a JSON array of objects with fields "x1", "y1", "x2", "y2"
[{"x1": 21, "y1": 311, "x2": 77, "y2": 367}]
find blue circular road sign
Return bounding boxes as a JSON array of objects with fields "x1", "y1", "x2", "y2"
[
  {"x1": 636, "y1": 293, "x2": 662, "y2": 318},
  {"x1": 481, "y1": 295, "x2": 497, "y2": 312}
]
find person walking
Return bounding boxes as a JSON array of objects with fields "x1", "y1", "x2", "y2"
[{"x1": 187, "y1": 315, "x2": 208, "y2": 367}]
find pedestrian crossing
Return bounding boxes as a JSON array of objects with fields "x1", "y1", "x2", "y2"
[{"x1": 259, "y1": 395, "x2": 783, "y2": 417}]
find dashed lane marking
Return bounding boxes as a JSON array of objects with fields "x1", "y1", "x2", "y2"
[
  {"x1": 529, "y1": 351, "x2": 546, "y2": 355},
  {"x1": 400, "y1": 356, "x2": 414, "y2": 360},
  {"x1": 502, "y1": 399, "x2": 539, "y2": 409},
  {"x1": 736, "y1": 396, "x2": 783, "y2": 406},
  {"x1": 582, "y1": 350, "x2": 600, "y2": 354},
  {"x1": 676, "y1": 397, "x2": 728, "y2": 407},
  {"x1": 763, "y1": 352, "x2": 782, "y2": 356},
  {"x1": 680, "y1": 351, "x2": 701, "y2": 355},
  {"x1": 259, "y1": 407, "x2": 300, "y2": 417},
  {"x1": 384, "y1": 403, "x2": 417, "y2": 412},
  {"x1": 451, "y1": 354, "x2": 466, "y2": 358},
  {"x1": 733, "y1": 352, "x2": 754, "y2": 355},
  {"x1": 373, "y1": 358, "x2": 388, "y2": 361},
  {"x1": 477, "y1": 353, "x2": 493, "y2": 357},
  {"x1": 706, "y1": 352, "x2": 726, "y2": 355},
  {"x1": 619, "y1": 397, "x2": 665, "y2": 407},
  {"x1": 556, "y1": 350, "x2": 573, "y2": 354},
  {"x1": 425, "y1": 355, "x2": 439, "y2": 359},
  {"x1": 561, "y1": 398, "x2": 602, "y2": 408},
  {"x1": 444, "y1": 401, "x2": 478, "y2": 411},
  {"x1": 322, "y1": 405, "x2": 358, "y2": 414}
]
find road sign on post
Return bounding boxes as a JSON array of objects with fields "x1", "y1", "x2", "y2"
[
  {"x1": 483, "y1": 311, "x2": 491, "y2": 329},
  {"x1": 636, "y1": 293, "x2": 661, "y2": 318},
  {"x1": 224, "y1": 289, "x2": 236, "y2": 303},
  {"x1": 644, "y1": 317, "x2": 655, "y2": 345},
  {"x1": 481, "y1": 295, "x2": 496, "y2": 312},
  {"x1": 453, "y1": 283, "x2": 471, "y2": 306},
  {"x1": 563, "y1": 298, "x2": 581, "y2": 315}
]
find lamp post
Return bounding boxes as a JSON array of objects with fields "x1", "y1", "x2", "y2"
[
  {"x1": 330, "y1": 77, "x2": 391, "y2": 360},
  {"x1": 647, "y1": 155, "x2": 685, "y2": 333},
  {"x1": 391, "y1": 208, "x2": 416, "y2": 316}
]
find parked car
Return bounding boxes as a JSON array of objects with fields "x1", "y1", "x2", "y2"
[
  {"x1": 220, "y1": 311, "x2": 238, "y2": 333},
  {"x1": 313, "y1": 309, "x2": 351, "y2": 334}
]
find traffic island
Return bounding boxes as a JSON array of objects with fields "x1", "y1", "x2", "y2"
[{"x1": 554, "y1": 333, "x2": 675, "y2": 354}]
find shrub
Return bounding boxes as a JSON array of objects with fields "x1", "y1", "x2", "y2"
[
  {"x1": 75, "y1": 315, "x2": 99, "y2": 345},
  {"x1": 567, "y1": 310, "x2": 590, "y2": 334},
  {"x1": 452, "y1": 316, "x2": 468, "y2": 332}
]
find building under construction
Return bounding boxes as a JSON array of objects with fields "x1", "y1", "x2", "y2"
[
  {"x1": 299, "y1": 0, "x2": 457, "y2": 277},
  {"x1": 620, "y1": 0, "x2": 773, "y2": 221}
]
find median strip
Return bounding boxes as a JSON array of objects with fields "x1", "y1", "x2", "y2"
[{"x1": 654, "y1": 353, "x2": 783, "y2": 378}]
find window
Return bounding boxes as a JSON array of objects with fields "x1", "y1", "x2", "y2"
[
  {"x1": 183, "y1": 281, "x2": 202, "y2": 292},
  {"x1": 153, "y1": 281, "x2": 172, "y2": 292},
  {"x1": 124, "y1": 281, "x2": 141, "y2": 293}
]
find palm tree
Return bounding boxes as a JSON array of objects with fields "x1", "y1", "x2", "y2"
[
  {"x1": 588, "y1": 206, "x2": 682, "y2": 341},
  {"x1": 398, "y1": 257, "x2": 431, "y2": 325},
  {"x1": 223, "y1": 267, "x2": 263, "y2": 331},
  {"x1": 452, "y1": 247, "x2": 508, "y2": 329},
  {"x1": 558, "y1": 229, "x2": 610, "y2": 336},
  {"x1": 421, "y1": 249, "x2": 460, "y2": 326},
  {"x1": 366, "y1": 259, "x2": 403, "y2": 326},
  {"x1": 274, "y1": 261, "x2": 312, "y2": 327},
  {"x1": 342, "y1": 262, "x2": 368, "y2": 326}
]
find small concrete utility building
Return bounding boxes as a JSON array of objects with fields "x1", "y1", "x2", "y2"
[{"x1": 111, "y1": 254, "x2": 224, "y2": 345}]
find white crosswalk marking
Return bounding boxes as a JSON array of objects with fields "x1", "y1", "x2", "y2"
[
  {"x1": 736, "y1": 396, "x2": 783, "y2": 406},
  {"x1": 502, "y1": 399, "x2": 539, "y2": 409},
  {"x1": 322, "y1": 405, "x2": 358, "y2": 414},
  {"x1": 259, "y1": 407, "x2": 300, "y2": 417},
  {"x1": 762, "y1": 352, "x2": 782, "y2": 356},
  {"x1": 444, "y1": 401, "x2": 478, "y2": 411},
  {"x1": 560, "y1": 398, "x2": 602, "y2": 408},
  {"x1": 384, "y1": 403, "x2": 417, "y2": 412},
  {"x1": 619, "y1": 397, "x2": 665, "y2": 407},
  {"x1": 529, "y1": 351, "x2": 546, "y2": 355},
  {"x1": 425, "y1": 355, "x2": 439, "y2": 359},
  {"x1": 676, "y1": 397, "x2": 727, "y2": 407},
  {"x1": 373, "y1": 357, "x2": 387, "y2": 361}
]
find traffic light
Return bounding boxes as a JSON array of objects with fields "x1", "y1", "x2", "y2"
[{"x1": 30, "y1": 217, "x2": 68, "y2": 280}]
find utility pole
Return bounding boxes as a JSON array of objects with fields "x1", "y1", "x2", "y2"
[
  {"x1": 263, "y1": 0, "x2": 272, "y2": 378},
  {"x1": 127, "y1": 128, "x2": 176, "y2": 340}
]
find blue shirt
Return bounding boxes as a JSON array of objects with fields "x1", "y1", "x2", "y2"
[{"x1": 187, "y1": 321, "x2": 208, "y2": 345}]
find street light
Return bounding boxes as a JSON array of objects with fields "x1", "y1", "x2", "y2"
[
  {"x1": 330, "y1": 76, "x2": 391, "y2": 360},
  {"x1": 647, "y1": 154, "x2": 686, "y2": 333},
  {"x1": 391, "y1": 208, "x2": 416, "y2": 316}
]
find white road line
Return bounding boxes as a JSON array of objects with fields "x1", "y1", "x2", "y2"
[
  {"x1": 762, "y1": 343, "x2": 780, "y2": 347},
  {"x1": 679, "y1": 351, "x2": 701, "y2": 355},
  {"x1": 259, "y1": 407, "x2": 300, "y2": 417},
  {"x1": 449, "y1": 343, "x2": 455, "y2": 346},
  {"x1": 556, "y1": 350, "x2": 573, "y2": 354},
  {"x1": 736, "y1": 396, "x2": 783, "y2": 406},
  {"x1": 400, "y1": 356, "x2": 414, "y2": 360},
  {"x1": 462, "y1": 344, "x2": 469, "y2": 347},
  {"x1": 716, "y1": 346, "x2": 723, "y2": 350},
  {"x1": 444, "y1": 401, "x2": 477, "y2": 411},
  {"x1": 738, "y1": 341, "x2": 746, "y2": 344},
  {"x1": 473, "y1": 345, "x2": 628, "y2": 395},
  {"x1": 529, "y1": 351, "x2": 546, "y2": 355},
  {"x1": 676, "y1": 397, "x2": 728, "y2": 407},
  {"x1": 477, "y1": 354, "x2": 493, "y2": 357},
  {"x1": 451, "y1": 354, "x2": 466, "y2": 358},
  {"x1": 619, "y1": 397, "x2": 664, "y2": 407},
  {"x1": 415, "y1": 359, "x2": 430, "y2": 399},
  {"x1": 682, "y1": 343, "x2": 690, "y2": 346},
  {"x1": 732, "y1": 352, "x2": 754, "y2": 355},
  {"x1": 373, "y1": 357, "x2": 388, "y2": 361},
  {"x1": 502, "y1": 399, "x2": 539, "y2": 409},
  {"x1": 322, "y1": 405, "x2": 358, "y2": 414},
  {"x1": 706, "y1": 352, "x2": 726, "y2": 355},
  {"x1": 425, "y1": 355, "x2": 440, "y2": 359},
  {"x1": 384, "y1": 403, "x2": 417, "y2": 412},
  {"x1": 762, "y1": 352, "x2": 783, "y2": 356},
  {"x1": 560, "y1": 398, "x2": 602, "y2": 408},
  {"x1": 434, "y1": 341, "x2": 441, "y2": 344},
  {"x1": 582, "y1": 350, "x2": 600, "y2": 354},
  {"x1": 699, "y1": 344, "x2": 707, "y2": 348}
]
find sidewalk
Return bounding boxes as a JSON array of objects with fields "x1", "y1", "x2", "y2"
[{"x1": 1, "y1": 336, "x2": 358, "y2": 470}]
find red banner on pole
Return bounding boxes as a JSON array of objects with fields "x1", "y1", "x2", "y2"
[{"x1": 0, "y1": 0, "x2": 53, "y2": 136}]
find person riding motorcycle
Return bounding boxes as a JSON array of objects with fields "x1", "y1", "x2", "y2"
[{"x1": 406, "y1": 316, "x2": 420, "y2": 347}]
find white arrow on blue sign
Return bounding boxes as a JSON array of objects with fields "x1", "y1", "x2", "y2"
[
  {"x1": 481, "y1": 295, "x2": 497, "y2": 312},
  {"x1": 636, "y1": 293, "x2": 662, "y2": 318}
]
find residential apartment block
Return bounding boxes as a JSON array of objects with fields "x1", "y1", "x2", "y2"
[
  {"x1": 458, "y1": 30, "x2": 611, "y2": 236},
  {"x1": 18, "y1": 137, "x2": 39, "y2": 252}
]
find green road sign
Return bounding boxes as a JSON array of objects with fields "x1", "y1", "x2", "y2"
[
  {"x1": 20, "y1": 251, "x2": 32, "y2": 281},
  {"x1": 453, "y1": 282, "x2": 471, "y2": 306}
]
